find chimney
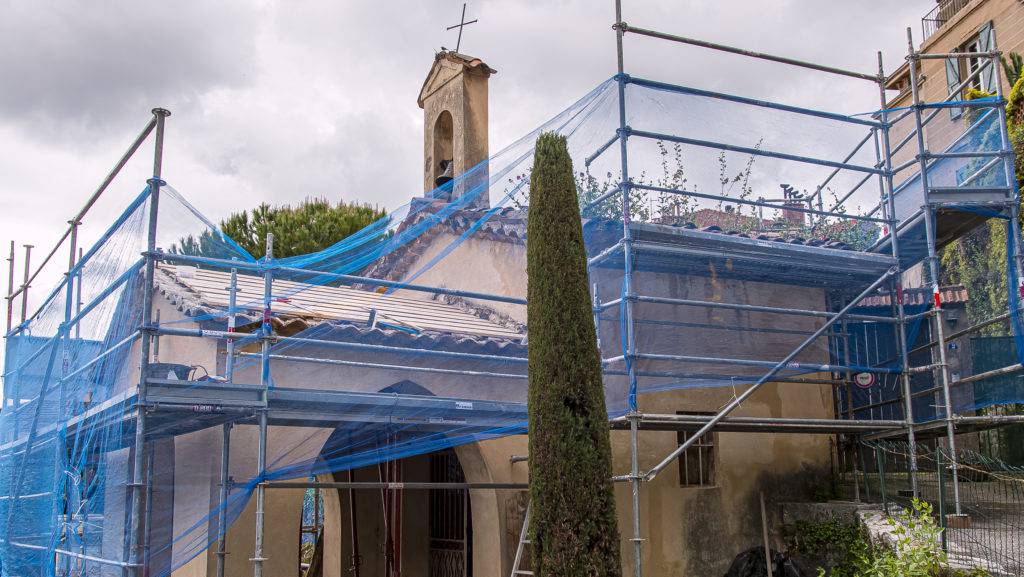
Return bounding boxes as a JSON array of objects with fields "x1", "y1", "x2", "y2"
[{"x1": 779, "y1": 184, "x2": 806, "y2": 227}]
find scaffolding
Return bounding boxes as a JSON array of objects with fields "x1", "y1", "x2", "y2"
[
  {"x1": 603, "y1": 5, "x2": 1024, "y2": 574},
  {"x1": 3, "y1": 3, "x2": 1024, "y2": 577}
]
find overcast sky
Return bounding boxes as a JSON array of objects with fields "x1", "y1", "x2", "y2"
[{"x1": 0, "y1": 0, "x2": 935, "y2": 318}]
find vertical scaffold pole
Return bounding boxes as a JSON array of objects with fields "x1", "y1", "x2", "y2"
[
  {"x1": 217, "y1": 262, "x2": 239, "y2": 577},
  {"x1": 129, "y1": 107, "x2": 170, "y2": 577},
  {"x1": 840, "y1": 320, "x2": 860, "y2": 501},
  {"x1": 252, "y1": 233, "x2": 274, "y2": 577},
  {"x1": 67, "y1": 214, "x2": 80, "y2": 285},
  {"x1": 936, "y1": 446, "x2": 948, "y2": 552},
  {"x1": 613, "y1": 2, "x2": 642, "y2": 576},
  {"x1": 876, "y1": 446, "x2": 888, "y2": 515},
  {"x1": 75, "y1": 247, "x2": 83, "y2": 339},
  {"x1": 225, "y1": 262, "x2": 239, "y2": 384},
  {"x1": 216, "y1": 422, "x2": 233, "y2": 577},
  {"x1": 20, "y1": 243, "x2": 33, "y2": 324},
  {"x1": 51, "y1": 206, "x2": 77, "y2": 577},
  {"x1": 905, "y1": 28, "x2": 961, "y2": 514},
  {"x1": 5, "y1": 240, "x2": 14, "y2": 333},
  {"x1": 876, "y1": 50, "x2": 920, "y2": 497},
  {"x1": 143, "y1": 445, "x2": 155, "y2": 568}
]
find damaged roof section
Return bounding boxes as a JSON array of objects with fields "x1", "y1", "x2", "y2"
[{"x1": 155, "y1": 264, "x2": 524, "y2": 340}]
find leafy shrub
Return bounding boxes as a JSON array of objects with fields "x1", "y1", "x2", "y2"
[
  {"x1": 795, "y1": 500, "x2": 990, "y2": 577},
  {"x1": 784, "y1": 518, "x2": 870, "y2": 577}
]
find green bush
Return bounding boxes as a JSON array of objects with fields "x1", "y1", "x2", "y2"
[
  {"x1": 784, "y1": 518, "x2": 870, "y2": 577},
  {"x1": 794, "y1": 500, "x2": 990, "y2": 577}
]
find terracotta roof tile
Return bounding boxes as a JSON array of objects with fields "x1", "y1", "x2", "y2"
[{"x1": 857, "y1": 285, "x2": 969, "y2": 308}]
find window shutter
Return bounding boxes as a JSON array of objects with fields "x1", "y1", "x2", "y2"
[
  {"x1": 978, "y1": 21, "x2": 995, "y2": 92},
  {"x1": 947, "y1": 50, "x2": 962, "y2": 119}
]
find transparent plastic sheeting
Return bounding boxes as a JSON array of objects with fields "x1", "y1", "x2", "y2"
[{"x1": 0, "y1": 75, "x2": 1021, "y2": 576}]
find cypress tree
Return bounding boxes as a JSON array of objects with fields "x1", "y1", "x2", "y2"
[{"x1": 527, "y1": 132, "x2": 622, "y2": 577}]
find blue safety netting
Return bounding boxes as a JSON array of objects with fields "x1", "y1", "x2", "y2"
[{"x1": 1, "y1": 72, "x2": 1022, "y2": 576}]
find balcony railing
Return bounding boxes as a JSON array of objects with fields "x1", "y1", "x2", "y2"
[{"x1": 922, "y1": 0, "x2": 972, "y2": 42}]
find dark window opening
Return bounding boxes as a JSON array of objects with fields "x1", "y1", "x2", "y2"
[{"x1": 676, "y1": 412, "x2": 716, "y2": 487}]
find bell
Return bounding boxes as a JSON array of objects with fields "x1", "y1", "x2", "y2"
[{"x1": 435, "y1": 159, "x2": 454, "y2": 187}]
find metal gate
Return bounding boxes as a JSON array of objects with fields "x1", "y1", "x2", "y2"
[{"x1": 428, "y1": 449, "x2": 471, "y2": 577}]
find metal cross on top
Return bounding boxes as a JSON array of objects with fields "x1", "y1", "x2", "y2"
[{"x1": 446, "y1": 3, "x2": 478, "y2": 54}]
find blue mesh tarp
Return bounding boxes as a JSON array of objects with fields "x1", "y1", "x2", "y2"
[{"x1": 1, "y1": 73, "x2": 1022, "y2": 576}]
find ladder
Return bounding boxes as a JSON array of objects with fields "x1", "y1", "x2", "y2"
[{"x1": 509, "y1": 500, "x2": 533, "y2": 577}]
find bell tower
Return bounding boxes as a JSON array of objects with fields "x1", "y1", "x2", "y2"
[{"x1": 418, "y1": 51, "x2": 495, "y2": 207}]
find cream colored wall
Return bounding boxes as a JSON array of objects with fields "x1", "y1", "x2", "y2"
[
  {"x1": 384, "y1": 232, "x2": 836, "y2": 576},
  {"x1": 391, "y1": 232, "x2": 527, "y2": 323},
  {"x1": 462, "y1": 383, "x2": 834, "y2": 577},
  {"x1": 151, "y1": 224, "x2": 836, "y2": 577}
]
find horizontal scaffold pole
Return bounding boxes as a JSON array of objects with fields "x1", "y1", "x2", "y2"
[
  {"x1": 609, "y1": 352, "x2": 899, "y2": 375},
  {"x1": 155, "y1": 326, "x2": 528, "y2": 365},
  {"x1": 621, "y1": 294, "x2": 899, "y2": 323},
  {"x1": 617, "y1": 23, "x2": 879, "y2": 82},
  {"x1": 265, "y1": 481, "x2": 528, "y2": 490},
  {"x1": 236, "y1": 351, "x2": 526, "y2": 380},
  {"x1": 581, "y1": 184, "x2": 624, "y2": 213},
  {"x1": 612, "y1": 413, "x2": 906, "y2": 432},
  {"x1": 916, "y1": 51, "x2": 999, "y2": 60},
  {"x1": 605, "y1": 368, "x2": 840, "y2": 386},
  {"x1": 12, "y1": 189, "x2": 152, "y2": 335},
  {"x1": 585, "y1": 133, "x2": 621, "y2": 167},
  {"x1": 6, "y1": 116, "x2": 156, "y2": 304}
]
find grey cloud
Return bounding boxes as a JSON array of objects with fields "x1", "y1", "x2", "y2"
[{"x1": 0, "y1": 0, "x2": 261, "y2": 137}]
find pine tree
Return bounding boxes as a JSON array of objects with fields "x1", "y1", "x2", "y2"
[
  {"x1": 221, "y1": 197, "x2": 385, "y2": 259},
  {"x1": 526, "y1": 132, "x2": 622, "y2": 577},
  {"x1": 174, "y1": 197, "x2": 385, "y2": 260}
]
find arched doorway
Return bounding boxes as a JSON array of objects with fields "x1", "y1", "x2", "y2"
[
  {"x1": 311, "y1": 381, "x2": 499, "y2": 577},
  {"x1": 312, "y1": 450, "x2": 476, "y2": 577}
]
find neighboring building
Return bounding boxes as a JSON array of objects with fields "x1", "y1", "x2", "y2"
[
  {"x1": 886, "y1": 0, "x2": 1023, "y2": 165},
  {"x1": 884, "y1": 0, "x2": 1024, "y2": 290}
]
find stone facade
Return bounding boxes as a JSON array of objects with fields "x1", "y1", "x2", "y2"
[{"x1": 418, "y1": 52, "x2": 495, "y2": 206}]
